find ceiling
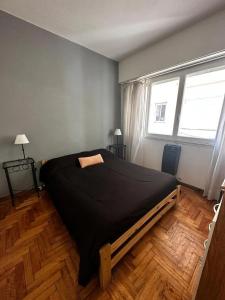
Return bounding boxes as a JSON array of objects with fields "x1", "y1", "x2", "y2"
[{"x1": 0, "y1": 0, "x2": 225, "y2": 61}]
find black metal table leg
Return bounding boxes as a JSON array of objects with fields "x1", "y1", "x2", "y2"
[
  {"x1": 31, "y1": 163, "x2": 39, "y2": 197},
  {"x1": 4, "y1": 168, "x2": 15, "y2": 206}
]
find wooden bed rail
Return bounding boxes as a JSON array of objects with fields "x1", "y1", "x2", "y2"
[{"x1": 99, "y1": 185, "x2": 181, "y2": 289}]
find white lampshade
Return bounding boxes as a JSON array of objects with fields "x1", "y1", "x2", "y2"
[
  {"x1": 114, "y1": 128, "x2": 122, "y2": 136},
  {"x1": 14, "y1": 134, "x2": 29, "y2": 145}
]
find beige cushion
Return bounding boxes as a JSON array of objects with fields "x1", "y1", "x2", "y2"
[{"x1": 78, "y1": 154, "x2": 104, "y2": 168}]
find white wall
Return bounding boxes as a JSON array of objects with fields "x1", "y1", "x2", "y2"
[
  {"x1": 118, "y1": 10, "x2": 225, "y2": 189},
  {"x1": 119, "y1": 10, "x2": 225, "y2": 82},
  {"x1": 142, "y1": 138, "x2": 213, "y2": 189}
]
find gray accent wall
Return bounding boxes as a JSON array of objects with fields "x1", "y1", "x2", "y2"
[{"x1": 0, "y1": 11, "x2": 120, "y2": 197}]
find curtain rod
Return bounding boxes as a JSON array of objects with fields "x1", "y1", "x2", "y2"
[{"x1": 120, "y1": 50, "x2": 225, "y2": 84}]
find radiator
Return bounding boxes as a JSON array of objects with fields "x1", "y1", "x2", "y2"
[{"x1": 161, "y1": 144, "x2": 181, "y2": 176}]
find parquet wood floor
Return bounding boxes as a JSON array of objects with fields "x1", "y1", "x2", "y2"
[{"x1": 0, "y1": 186, "x2": 214, "y2": 300}]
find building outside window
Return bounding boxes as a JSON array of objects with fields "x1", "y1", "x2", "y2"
[{"x1": 155, "y1": 103, "x2": 167, "y2": 122}]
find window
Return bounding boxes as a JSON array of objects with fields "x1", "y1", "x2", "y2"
[
  {"x1": 148, "y1": 78, "x2": 179, "y2": 135},
  {"x1": 147, "y1": 63, "x2": 225, "y2": 143},
  {"x1": 178, "y1": 68, "x2": 225, "y2": 139},
  {"x1": 155, "y1": 103, "x2": 167, "y2": 122}
]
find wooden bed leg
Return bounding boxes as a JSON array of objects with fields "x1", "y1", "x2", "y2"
[
  {"x1": 177, "y1": 185, "x2": 181, "y2": 202},
  {"x1": 99, "y1": 244, "x2": 111, "y2": 289}
]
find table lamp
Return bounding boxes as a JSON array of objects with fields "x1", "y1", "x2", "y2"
[
  {"x1": 114, "y1": 128, "x2": 122, "y2": 145},
  {"x1": 14, "y1": 134, "x2": 29, "y2": 159}
]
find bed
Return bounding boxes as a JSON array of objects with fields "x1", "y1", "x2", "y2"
[{"x1": 40, "y1": 148, "x2": 180, "y2": 288}]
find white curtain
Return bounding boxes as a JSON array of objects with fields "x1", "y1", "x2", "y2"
[
  {"x1": 204, "y1": 97, "x2": 225, "y2": 200},
  {"x1": 122, "y1": 80, "x2": 149, "y2": 164}
]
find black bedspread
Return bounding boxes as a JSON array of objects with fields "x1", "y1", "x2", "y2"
[{"x1": 40, "y1": 149, "x2": 177, "y2": 285}]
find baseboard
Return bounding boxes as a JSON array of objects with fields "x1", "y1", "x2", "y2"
[{"x1": 178, "y1": 181, "x2": 204, "y2": 193}]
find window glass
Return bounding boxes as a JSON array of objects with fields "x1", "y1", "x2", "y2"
[
  {"x1": 178, "y1": 68, "x2": 225, "y2": 139},
  {"x1": 148, "y1": 78, "x2": 179, "y2": 135}
]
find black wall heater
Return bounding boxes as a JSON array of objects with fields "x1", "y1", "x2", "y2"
[{"x1": 161, "y1": 144, "x2": 181, "y2": 176}]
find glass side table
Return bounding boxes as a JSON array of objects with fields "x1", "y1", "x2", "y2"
[
  {"x1": 108, "y1": 144, "x2": 126, "y2": 160},
  {"x1": 2, "y1": 157, "x2": 39, "y2": 206}
]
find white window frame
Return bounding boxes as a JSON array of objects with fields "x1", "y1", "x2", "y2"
[{"x1": 145, "y1": 58, "x2": 225, "y2": 146}]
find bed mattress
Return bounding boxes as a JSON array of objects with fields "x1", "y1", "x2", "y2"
[{"x1": 40, "y1": 149, "x2": 177, "y2": 285}]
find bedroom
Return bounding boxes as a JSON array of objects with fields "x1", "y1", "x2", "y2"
[{"x1": 0, "y1": 1, "x2": 225, "y2": 299}]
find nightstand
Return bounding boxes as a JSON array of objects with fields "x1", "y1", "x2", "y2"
[
  {"x1": 2, "y1": 157, "x2": 39, "y2": 206},
  {"x1": 108, "y1": 144, "x2": 126, "y2": 160}
]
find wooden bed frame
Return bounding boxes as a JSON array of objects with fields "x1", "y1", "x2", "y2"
[
  {"x1": 41, "y1": 160, "x2": 180, "y2": 289},
  {"x1": 99, "y1": 185, "x2": 181, "y2": 289}
]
